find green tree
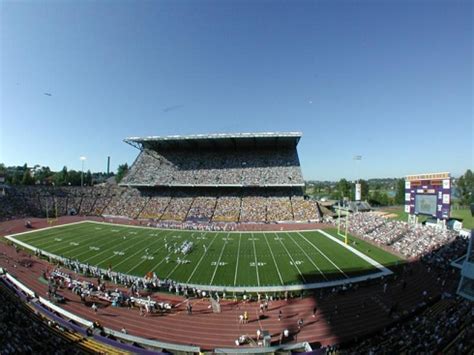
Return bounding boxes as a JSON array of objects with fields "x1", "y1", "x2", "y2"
[
  {"x1": 359, "y1": 179, "x2": 369, "y2": 201},
  {"x1": 369, "y1": 190, "x2": 391, "y2": 206},
  {"x1": 35, "y1": 166, "x2": 53, "y2": 184},
  {"x1": 336, "y1": 178, "x2": 352, "y2": 199},
  {"x1": 54, "y1": 166, "x2": 69, "y2": 186},
  {"x1": 21, "y1": 169, "x2": 35, "y2": 185},
  {"x1": 67, "y1": 170, "x2": 82, "y2": 186},
  {"x1": 86, "y1": 170, "x2": 93, "y2": 186},
  {"x1": 456, "y1": 169, "x2": 474, "y2": 206},
  {"x1": 395, "y1": 178, "x2": 405, "y2": 205},
  {"x1": 379, "y1": 193, "x2": 390, "y2": 206},
  {"x1": 11, "y1": 174, "x2": 19, "y2": 185},
  {"x1": 115, "y1": 163, "x2": 129, "y2": 183}
]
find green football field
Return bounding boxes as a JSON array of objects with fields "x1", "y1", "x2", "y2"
[{"x1": 8, "y1": 221, "x2": 401, "y2": 289}]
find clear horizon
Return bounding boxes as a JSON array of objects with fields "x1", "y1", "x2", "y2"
[{"x1": 1, "y1": 0, "x2": 472, "y2": 180}]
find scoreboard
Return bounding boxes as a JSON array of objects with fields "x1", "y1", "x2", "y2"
[{"x1": 405, "y1": 172, "x2": 451, "y2": 219}]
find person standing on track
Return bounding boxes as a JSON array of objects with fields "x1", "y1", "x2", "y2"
[{"x1": 297, "y1": 318, "x2": 304, "y2": 330}]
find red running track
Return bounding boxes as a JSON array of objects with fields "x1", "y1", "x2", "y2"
[{"x1": 0, "y1": 217, "x2": 448, "y2": 350}]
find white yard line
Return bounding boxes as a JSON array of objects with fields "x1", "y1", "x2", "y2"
[
  {"x1": 209, "y1": 233, "x2": 229, "y2": 285},
  {"x1": 78, "y1": 230, "x2": 162, "y2": 262},
  {"x1": 286, "y1": 232, "x2": 328, "y2": 281},
  {"x1": 16, "y1": 223, "x2": 136, "y2": 258},
  {"x1": 125, "y1": 244, "x2": 167, "y2": 274},
  {"x1": 159, "y1": 233, "x2": 206, "y2": 279},
  {"x1": 296, "y1": 231, "x2": 348, "y2": 278},
  {"x1": 233, "y1": 233, "x2": 242, "y2": 287},
  {"x1": 5, "y1": 220, "x2": 90, "y2": 240},
  {"x1": 112, "y1": 232, "x2": 172, "y2": 269},
  {"x1": 84, "y1": 219, "x2": 329, "y2": 235},
  {"x1": 263, "y1": 233, "x2": 284, "y2": 285},
  {"x1": 277, "y1": 235, "x2": 306, "y2": 283},
  {"x1": 149, "y1": 245, "x2": 189, "y2": 275},
  {"x1": 14, "y1": 224, "x2": 92, "y2": 246},
  {"x1": 251, "y1": 233, "x2": 261, "y2": 286},
  {"x1": 29, "y1": 229, "x2": 99, "y2": 250},
  {"x1": 6, "y1": 229, "x2": 392, "y2": 293},
  {"x1": 149, "y1": 254, "x2": 170, "y2": 274},
  {"x1": 5, "y1": 219, "x2": 394, "y2": 293},
  {"x1": 164, "y1": 259, "x2": 182, "y2": 279},
  {"x1": 13, "y1": 223, "x2": 87, "y2": 242},
  {"x1": 186, "y1": 233, "x2": 218, "y2": 283},
  {"x1": 316, "y1": 229, "x2": 392, "y2": 273},
  {"x1": 45, "y1": 228, "x2": 125, "y2": 257}
]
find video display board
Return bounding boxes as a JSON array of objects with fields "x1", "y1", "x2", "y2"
[
  {"x1": 415, "y1": 194, "x2": 437, "y2": 216},
  {"x1": 405, "y1": 172, "x2": 451, "y2": 219}
]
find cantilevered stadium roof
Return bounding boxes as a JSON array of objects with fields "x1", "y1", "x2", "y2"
[{"x1": 124, "y1": 132, "x2": 302, "y2": 150}]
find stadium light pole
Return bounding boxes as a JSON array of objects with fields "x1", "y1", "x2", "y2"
[{"x1": 80, "y1": 156, "x2": 86, "y2": 188}]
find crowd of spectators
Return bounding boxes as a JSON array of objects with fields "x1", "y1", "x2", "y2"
[
  {"x1": 0, "y1": 280, "x2": 85, "y2": 354},
  {"x1": 267, "y1": 197, "x2": 293, "y2": 222},
  {"x1": 52, "y1": 258, "x2": 215, "y2": 303},
  {"x1": 212, "y1": 196, "x2": 242, "y2": 222},
  {"x1": 160, "y1": 195, "x2": 194, "y2": 221},
  {"x1": 138, "y1": 193, "x2": 171, "y2": 219},
  {"x1": 0, "y1": 143, "x2": 314, "y2": 224},
  {"x1": 291, "y1": 197, "x2": 320, "y2": 222},
  {"x1": 103, "y1": 189, "x2": 148, "y2": 219},
  {"x1": 332, "y1": 212, "x2": 461, "y2": 259},
  {"x1": 240, "y1": 196, "x2": 268, "y2": 222},
  {"x1": 0, "y1": 185, "x2": 117, "y2": 221},
  {"x1": 342, "y1": 296, "x2": 473, "y2": 354},
  {"x1": 323, "y1": 229, "x2": 472, "y2": 354},
  {"x1": 186, "y1": 196, "x2": 217, "y2": 222},
  {"x1": 0, "y1": 184, "x2": 322, "y2": 224},
  {"x1": 147, "y1": 220, "x2": 236, "y2": 231},
  {"x1": 121, "y1": 148, "x2": 304, "y2": 186}
]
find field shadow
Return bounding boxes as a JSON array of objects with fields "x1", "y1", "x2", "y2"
[{"x1": 272, "y1": 236, "x2": 466, "y2": 351}]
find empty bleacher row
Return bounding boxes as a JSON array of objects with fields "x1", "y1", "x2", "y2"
[{"x1": 0, "y1": 185, "x2": 321, "y2": 223}]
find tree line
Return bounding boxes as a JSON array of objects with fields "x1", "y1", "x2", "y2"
[
  {"x1": 0, "y1": 163, "x2": 130, "y2": 186},
  {"x1": 306, "y1": 169, "x2": 473, "y2": 207},
  {"x1": 1, "y1": 162, "x2": 471, "y2": 207}
]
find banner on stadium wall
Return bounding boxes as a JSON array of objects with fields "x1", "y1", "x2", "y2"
[{"x1": 355, "y1": 183, "x2": 361, "y2": 201}]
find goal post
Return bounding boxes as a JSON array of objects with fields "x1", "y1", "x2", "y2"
[
  {"x1": 407, "y1": 214, "x2": 418, "y2": 225},
  {"x1": 337, "y1": 204, "x2": 349, "y2": 245}
]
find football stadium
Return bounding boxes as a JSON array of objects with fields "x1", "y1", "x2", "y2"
[
  {"x1": 0, "y1": 132, "x2": 472, "y2": 354},
  {"x1": 2, "y1": 1, "x2": 473, "y2": 354}
]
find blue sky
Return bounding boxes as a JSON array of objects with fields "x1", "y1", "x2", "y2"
[{"x1": 1, "y1": 0, "x2": 472, "y2": 180}]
